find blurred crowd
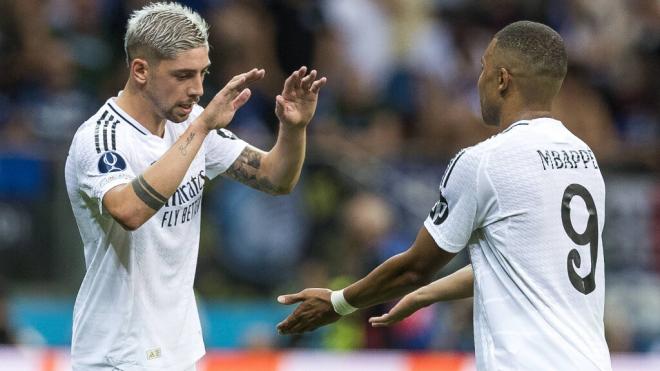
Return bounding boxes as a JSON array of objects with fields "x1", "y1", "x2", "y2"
[{"x1": 0, "y1": 0, "x2": 659, "y2": 353}]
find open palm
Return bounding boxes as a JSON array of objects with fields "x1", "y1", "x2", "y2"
[{"x1": 275, "y1": 66, "x2": 327, "y2": 128}]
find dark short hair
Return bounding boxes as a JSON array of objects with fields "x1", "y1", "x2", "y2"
[{"x1": 494, "y1": 21, "x2": 567, "y2": 79}]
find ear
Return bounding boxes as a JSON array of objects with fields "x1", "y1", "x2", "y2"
[
  {"x1": 130, "y1": 58, "x2": 150, "y2": 85},
  {"x1": 497, "y1": 67, "x2": 511, "y2": 96}
]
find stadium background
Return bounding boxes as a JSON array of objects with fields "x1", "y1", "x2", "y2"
[{"x1": 0, "y1": 0, "x2": 658, "y2": 369}]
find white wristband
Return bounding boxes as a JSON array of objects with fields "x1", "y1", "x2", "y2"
[{"x1": 330, "y1": 289, "x2": 358, "y2": 316}]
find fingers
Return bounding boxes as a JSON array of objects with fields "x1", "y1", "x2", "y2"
[
  {"x1": 283, "y1": 66, "x2": 327, "y2": 95},
  {"x1": 310, "y1": 77, "x2": 327, "y2": 94},
  {"x1": 244, "y1": 68, "x2": 266, "y2": 84},
  {"x1": 300, "y1": 69, "x2": 317, "y2": 91},
  {"x1": 277, "y1": 318, "x2": 298, "y2": 334},
  {"x1": 295, "y1": 66, "x2": 306, "y2": 89},
  {"x1": 276, "y1": 318, "x2": 290, "y2": 333},
  {"x1": 368, "y1": 313, "x2": 393, "y2": 327},
  {"x1": 232, "y1": 88, "x2": 252, "y2": 110},
  {"x1": 222, "y1": 68, "x2": 265, "y2": 100},
  {"x1": 282, "y1": 66, "x2": 306, "y2": 93},
  {"x1": 277, "y1": 314, "x2": 317, "y2": 334},
  {"x1": 276, "y1": 312, "x2": 304, "y2": 334},
  {"x1": 274, "y1": 94, "x2": 286, "y2": 119},
  {"x1": 277, "y1": 292, "x2": 305, "y2": 305}
]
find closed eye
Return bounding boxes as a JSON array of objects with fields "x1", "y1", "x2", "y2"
[{"x1": 174, "y1": 73, "x2": 194, "y2": 81}]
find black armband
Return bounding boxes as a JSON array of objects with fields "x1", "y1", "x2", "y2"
[{"x1": 131, "y1": 175, "x2": 167, "y2": 210}]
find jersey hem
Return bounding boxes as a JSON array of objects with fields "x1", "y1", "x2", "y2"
[
  {"x1": 423, "y1": 220, "x2": 464, "y2": 253},
  {"x1": 96, "y1": 176, "x2": 132, "y2": 214}
]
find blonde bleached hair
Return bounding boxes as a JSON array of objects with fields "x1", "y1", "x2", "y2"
[{"x1": 124, "y1": 2, "x2": 209, "y2": 65}]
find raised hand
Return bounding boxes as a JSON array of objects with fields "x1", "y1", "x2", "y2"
[
  {"x1": 199, "y1": 68, "x2": 265, "y2": 131},
  {"x1": 275, "y1": 66, "x2": 327, "y2": 128},
  {"x1": 276, "y1": 288, "x2": 341, "y2": 334}
]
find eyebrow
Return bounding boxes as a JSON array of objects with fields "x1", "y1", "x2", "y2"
[{"x1": 171, "y1": 63, "x2": 212, "y2": 74}]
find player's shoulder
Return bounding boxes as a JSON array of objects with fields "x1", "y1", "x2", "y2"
[
  {"x1": 496, "y1": 118, "x2": 571, "y2": 143},
  {"x1": 470, "y1": 119, "x2": 549, "y2": 157},
  {"x1": 446, "y1": 119, "x2": 547, "y2": 166},
  {"x1": 459, "y1": 134, "x2": 500, "y2": 162},
  {"x1": 443, "y1": 131, "x2": 512, "y2": 182},
  {"x1": 441, "y1": 143, "x2": 487, "y2": 184},
  {"x1": 70, "y1": 103, "x2": 111, "y2": 152},
  {"x1": 73, "y1": 103, "x2": 109, "y2": 135},
  {"x1": 71, "y1": 100, "x2": 146, "y2": 157}
]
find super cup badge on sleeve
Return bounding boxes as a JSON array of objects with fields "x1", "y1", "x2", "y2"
[{"x1": 97, "y1": 151, "x2": 127, "y2": 173}]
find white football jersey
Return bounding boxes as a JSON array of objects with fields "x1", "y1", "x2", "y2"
[
  {"x1": 65, "y1": 97, "x2": 247, "y2": 370},
  {"x1": 424, "y1": 118, "x2": 611, "y2": 370}
]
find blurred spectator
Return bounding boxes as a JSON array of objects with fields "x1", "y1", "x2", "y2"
[
  {"x1": 22, "y1": 38, "x2": 97, "y2": 142},
  {"x1": 553, "y1": 70, "x2": 620, "y2": 162},
  {"x1": 207, "y1": 180, "x2": 310, "y2": 294}
]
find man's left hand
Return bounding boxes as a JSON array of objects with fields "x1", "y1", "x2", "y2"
[{"x1": 275, "y1": 66, "x2": 327, "y2": 128}]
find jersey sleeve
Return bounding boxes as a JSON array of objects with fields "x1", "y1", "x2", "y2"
[
  {"x1": 424, "y1": 148, "x2": 490, "y2": 253},
  {"x1": 73, "y1": 126, "x2": 136, "y2": 215},
  {"x1": 204, "y1": 128, "x2": 248, "y2": 180}
]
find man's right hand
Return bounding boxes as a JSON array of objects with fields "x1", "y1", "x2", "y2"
[
  {"x1": 199, "y1": 68, "x2": 265, "y2": 131},
  {"x1": 276, "y1": 288, "x2": 341, "y2": 334}
]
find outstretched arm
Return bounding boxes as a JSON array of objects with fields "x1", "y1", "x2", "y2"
[
  {"x1": 223, "y1": 66, "x2": 326, "y2": 195},
  {"x1": 276, "y1": 227, "x2": 457, "y2": 334},
  {"x1": 368, "y1": 265, "x2": 473, "y2": 327}
]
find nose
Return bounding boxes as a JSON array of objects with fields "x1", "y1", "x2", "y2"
[{"x1": 188, "y1": 74, "x2": 204, "y2": 98}]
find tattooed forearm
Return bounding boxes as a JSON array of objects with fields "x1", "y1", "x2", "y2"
[
  {"x1": 224, "y1": 146, "x2": 284, "y2": 194},
  {"x1": 178, "y1": 132, "x2": 196, "y2": 156}
]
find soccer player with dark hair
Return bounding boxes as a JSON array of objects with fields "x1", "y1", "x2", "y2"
[{"x1": 277, "y1": 21, "x2": 611, "y2": 370}]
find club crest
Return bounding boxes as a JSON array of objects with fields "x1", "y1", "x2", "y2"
[{"x1": 430, "y1": 193, "x2": 449, "y2": 225}]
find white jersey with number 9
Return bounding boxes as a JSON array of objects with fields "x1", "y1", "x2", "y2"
[{"x1": 425, "y1": 118, "x2": 611, "y2": 371}]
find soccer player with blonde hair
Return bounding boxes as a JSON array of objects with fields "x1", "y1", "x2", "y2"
[{"x1": 65, "y1": 3, "x2": 325, "y2": 370}]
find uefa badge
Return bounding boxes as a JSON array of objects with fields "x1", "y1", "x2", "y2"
[{"x1": 97, "y1": 151, "x2": 127, "y2": 173}]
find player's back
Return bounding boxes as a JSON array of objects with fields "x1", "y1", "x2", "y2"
[{"x1": 469, "y1": 118, "x2": 611, "y2": 370}]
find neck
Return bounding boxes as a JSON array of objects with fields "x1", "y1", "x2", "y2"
[
  {"x1": 115, "y1": 84, "x2": 166, "y2": 137},
  {"x1": 498, "y1": 102, "x2": 554, "y2": 131}
]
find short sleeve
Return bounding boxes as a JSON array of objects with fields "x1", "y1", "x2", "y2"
[
  {"x1": 424, "y1": 148, "x2": 488, "y2": 253},
  {"x1": 204, "y1": 128, "x2": 248, "y2": 180},
  {"x1": 72, "y1": 130, "x2": 135, "y2": 214}
]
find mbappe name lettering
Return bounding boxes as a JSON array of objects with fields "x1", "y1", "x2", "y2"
[{"x1": 536, "y1": 149, "x2": 599, "y2": 170}]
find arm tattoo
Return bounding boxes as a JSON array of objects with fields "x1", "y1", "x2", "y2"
[
  {"x1": 131, "y1": 174, "x2": 167, "y2": 210},
  {"x1": 224, "y1": 146, "x2": 282, "y2": 194},
  {"x1": 178, "y1": 132, "x2": 196, "y2": 156}
]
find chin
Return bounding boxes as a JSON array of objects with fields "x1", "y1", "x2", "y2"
[{"x1": 167, "y1": 113, "x2": 189, "y2": 124}]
